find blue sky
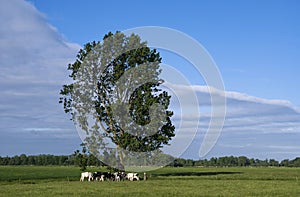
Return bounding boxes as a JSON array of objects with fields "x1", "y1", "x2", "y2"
[
  {"x1": 31, "y1": 0, "x2": 300, "y2": 105},
  {"x1": 0, "y1": 0, "x2": 299, "y2": 161}
]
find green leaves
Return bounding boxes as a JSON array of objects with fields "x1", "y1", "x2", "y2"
[{"x1": 59, "y1": 31, "x2": 175, "y2": 169}]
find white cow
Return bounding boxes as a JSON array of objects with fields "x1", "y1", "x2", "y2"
[
  {"x1": 126, "y1": 173, "x2": 139, "y2": 181},
  {"x1": 100, "y1": 175, "x2": 105, "y2": 182},
  {"x1": 80, "y1": 172, "x2": 93, "y2": 181},
  {"x1": 114, "y1": 172, "x2": 121, "y2": 182}
]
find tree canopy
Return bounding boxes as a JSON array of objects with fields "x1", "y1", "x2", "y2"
[{"x1": 59, "y1": 31, "x2": 175, "y2": 170}]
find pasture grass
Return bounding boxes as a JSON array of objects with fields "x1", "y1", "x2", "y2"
[{"x1": 0, "y1": 166, "x2": 299, "y2": 196}]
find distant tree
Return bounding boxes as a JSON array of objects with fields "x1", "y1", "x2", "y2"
[
  {"x1": 173, "y1": 159, "x2": 184, "y2": 167},
  {"x1": 58, "y1": 155, "x2": 68, "y2": 165},
  {"x1": 217, "y1": 157, "x2": 225, "y2": 166},
  {"x1": 19, "y1": 154, "x2": 28, "y2": 165},
  {"x1": 209, "y1": 157, "x2": 217, "y2": 166},
  {"x1": 59, "y1": 31, "x2": 175, "y2": 170},
  {"x1": 73, "y1": 143, "x2": 89, "y2": 171},
  {"x1": 249, "y1": 158, "x2": 256, "y2": 166},
  {"x1": 280, "y1": 159, "x2": 290, "y2": 167},
  {"x1": 269, "y1": 159, "x2": 279, "y2": 167},
  {"x1": 238, "y1": 156, "x2": 250, "y2": 166},
  {"x1": 203, "y1": 159, "x2": 209, "y2": 167},
  {"x1": 10, "y1": 155, "x2": 20, "y2": 165},
  {"x1": 27, "y1": 155, "x2": 35, "y2": 165},
  {"x1": 290, "y1": 157, "x2": 300, "y2": 167},
  {"x1": 185, "y1": 159, "x2": 194, "y2": 166}
]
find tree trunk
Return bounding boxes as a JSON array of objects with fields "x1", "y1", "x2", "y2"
[{"x1": 116, "y1": 145, "x2": 125, "y2": 171}]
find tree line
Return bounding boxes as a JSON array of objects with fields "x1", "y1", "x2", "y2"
[
  {"x1": 169, "y1": 156, "x2": 300, "y2": 167},
  {"x1": 0, "y1": 154, "x2": 299, "y2": 167},
  {"x1": 0, "y1": 154, "x2": 102, "y2": 166}
]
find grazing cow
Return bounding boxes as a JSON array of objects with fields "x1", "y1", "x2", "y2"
[
  {"x1": 113, "y1": 172, "x2": 120, "y2": 181},
  {"x1": 80, "y1": 172, "x2": 93, "y2": 181},
  {"x1": 113, "y1": 172, "x2": 126, "y2": 181},
  {"x1": 126, "y1": 173, "x2": 139, "y2": 181},
  {"x1": 101, "y1": 172, "x2": 114, "y2": 181},
  {"x1": 93, "y1": 172, "x2": 104, "y2": 181},
  {"x1": 119, "y1": 172, "x2": 126, "y2": 181},
  {"x1": 88, "y1": 171, "x2": 129, "y2": 182},
  {"x1": 100, "y1": 174, "x2": 105, "y2": 181}
]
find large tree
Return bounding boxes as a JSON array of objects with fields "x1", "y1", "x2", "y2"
[{"x1": 59, "y1": 32, "x2": 175, "y2": 170}]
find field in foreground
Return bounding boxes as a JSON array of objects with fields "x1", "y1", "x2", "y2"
[{"x1": 0, "y1": 166, "x2": 299, "y2": 196}]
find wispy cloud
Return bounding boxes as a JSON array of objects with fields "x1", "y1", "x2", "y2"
[
  {"x1": 165, "y1": 84, "x2": 300, "y2": 160},
  {"x1": 0, "y1": 0, "x2": 80, "y2": 155}
]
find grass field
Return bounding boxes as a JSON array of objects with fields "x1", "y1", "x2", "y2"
[{"x1": 0, "y1": 166, "x2": 299, "y2": 196}]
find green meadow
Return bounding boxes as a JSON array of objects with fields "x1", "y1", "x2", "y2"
[{"x1": 0, "y1": 166, "x2": 299, "y2": 196}]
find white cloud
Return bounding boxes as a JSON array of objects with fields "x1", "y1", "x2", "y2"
[
  {"x1": 165, "y1": 84, "x2": 300, "y2": 160},
  {"x1": 0, "y1": 0, "x2": 80, "y2": 84},
  {"x1": 266, "y1": 145, "x2": 300, "y2": 150},
  {"x1": 167, "y1": 83, "x2": 300, "y2": 133},
  {"x1": 22, "y1": 127, "x2": 78, "y2": 139},
  {"x1": 0, "y1": 0, "x2": 81, "y2": 155}
]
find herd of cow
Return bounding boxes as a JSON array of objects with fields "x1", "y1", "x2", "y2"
[{"x1": 80, "y1": 171, "x2": 142, "y2": 182}]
